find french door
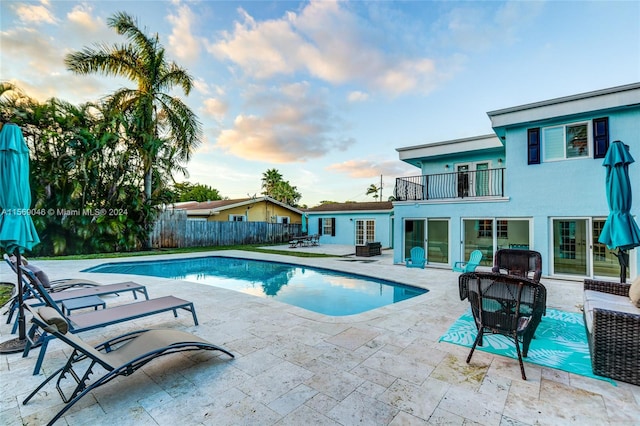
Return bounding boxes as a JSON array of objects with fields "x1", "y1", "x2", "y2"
[
  {"x1": 456, "y1": 162, "x2": 490, "y2": 197},
  {"x1": 551, "y1": 218, "x2": 624, "y2": 279}
]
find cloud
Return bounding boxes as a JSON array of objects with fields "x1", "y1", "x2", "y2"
[
  {"x1": 14, "y1": 0, "x2": 56, "y2": 25},
  {"x1": 433, "y1": 1, "x2": 543, "y2": 51},
  {"x1": 201, "y1": 97, "x2": 228, "y2": 120},
  {"x1": 66, "y1": 4, "x2": 104, "y2": 32},
  {"x1": 215, "y1": 82, "x2": 354, "y2": 163},
  {"x1": 327, "y1": 159, "x2": 417, "y2": 179},
  {"x1": 167, "y1": 3, "x2": 200, "y2": 62},
  {"x1": 208, "y1": 0, "x2": 441, "y2": 96},
  {"x1": 347, "y1": 91, "x2": 369, "y2": 102}
]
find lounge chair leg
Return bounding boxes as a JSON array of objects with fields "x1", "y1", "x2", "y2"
[{"x1": 190, "y1": 304, "x2": 199, "y2": 326}]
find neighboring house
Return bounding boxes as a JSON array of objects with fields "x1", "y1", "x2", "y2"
[
  {"x1": 393, "y1": 82, "x2": 640, "y2": 281},
  {"x1": 170, "y1": 196, "x2": 304, "y2": 224},
  {"x1": 305, "y1": 202, "x2": 394, "y2": 248}
]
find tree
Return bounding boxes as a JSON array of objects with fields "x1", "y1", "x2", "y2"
[
  {"x1": 260, "y1": 168, "x2": 302, "y2": 206},
  {"x1": 271, "y1": 180, "x2": 302, "y2": 206},
  {"x1": 172, "y1": 182, "x2": 222, "y2": 202},
  {"x1": 0, "y1": 84, "x2": 150, "y2": 255},
  {"x1": 261, "y1": 168, "x2": 283, "y2": 196},
  {"x1": 65, "y1": 11, "x2": 202, "y2": 241},
  {"x1": 366, "y1": 184, "x2": 381, "y2": 201}
]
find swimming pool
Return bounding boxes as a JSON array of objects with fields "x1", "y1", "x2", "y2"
[{"x1": 82, "y1": 257, "x2": 428, "y2": 316}]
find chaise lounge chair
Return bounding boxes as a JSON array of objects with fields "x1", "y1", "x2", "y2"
[
  {"x1": 20, "y1": 266, "x2": 200, "y2": 375},
  {"x1": 22, "y1": 304, "x2": 234, "y2": 426},
  {"x1": 405, "y1": 246, "x2": 426, "y2": 268},
  {"x1": 453, "y1": 249, "x2": 483, "y2": 273},
  {"x1": 3, "y1": 254, "x2": 148, "y2": 331},
  {"x1": 4, "y1": 253, "x2": 101, "y2": 291}
]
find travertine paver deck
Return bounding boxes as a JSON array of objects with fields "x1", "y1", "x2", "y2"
[{"x1": 1, "y1": 247, "x2": 639, "y2": 425}]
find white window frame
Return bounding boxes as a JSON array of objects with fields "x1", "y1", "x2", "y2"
[
  {"x1": 542, "y1": 120, "x2": 592, "y2": 162},
  {"x1": 355, "y1": 219, "x2": 376, "y2": 245},
  {"x1": 229, "y1": 214, "x2": 245, "y2": 222},
  {"x1": 276, "y1": 216, "x2": 290, "y2": 224},
  {"x1": 322, "y1": 218, "x2": 333, "y2": 235}
]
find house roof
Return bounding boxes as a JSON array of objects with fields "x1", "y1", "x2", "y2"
[
  {"x1": 396, "y1": 134, "x2": 503, "y2": 167},
  {"x1": 305, "y1": 201, "x2": 393, "y2": 214},
  {"x1": 168, "y1": 196, "x2": 304, "y2": 216},
  {"x1": 488, "y1": 82, "x2": 640, "y2": 138}
]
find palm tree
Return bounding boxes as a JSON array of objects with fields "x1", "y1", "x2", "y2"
[
  {"x1": 261, "y1": 168, "x2": 283, "y2": 196},
  {"x1": 366, "y1": 184, "x2": 380, "y2": 201},
  {"x1": 64, "y1": 11, "x2": 202, "y2": 209}
]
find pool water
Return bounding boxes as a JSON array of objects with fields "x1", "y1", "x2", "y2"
[{"x1": 83, "y1": 257, "x2": 428, "y2": 316}]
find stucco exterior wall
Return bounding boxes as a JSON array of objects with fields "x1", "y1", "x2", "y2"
[
  {"x1": 307, "y1": 212, "x2": 393, "y2": 247},
  {"x1": 393, "y1": 89, "x2": 640, "y2": 280},
  {"x1": 204, "y1": 203, "x2": 302, "y2": 223}
]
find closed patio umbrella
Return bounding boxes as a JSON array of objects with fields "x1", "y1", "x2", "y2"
[
  {"x1": 0, "y1": 123, "x2": 40, "y2": 353},
  {"x1": 301, "y1": 213, "x2": 307, "y2": 234},
  {"x1": 598, "y1": 140, "x2": 640, "y2": 283}
]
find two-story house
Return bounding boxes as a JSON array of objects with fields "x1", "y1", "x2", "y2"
[{"x1": 392, "y1": 83, "x2": 640, "y2": 281}]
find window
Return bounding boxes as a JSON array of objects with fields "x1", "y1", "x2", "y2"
[
  {"x1": 319, "y1": 217, "x2": 335, "y2": 236},
  {"x1": 496, "y1": 220, "x2": 508, "y2": 239},
  {"x1": 542, "y1": 121, "x2": 590, "y2": 161},
  {"x1": 530, "y1": 117, "x2": 608, "y2": 164},
  {"x1": 355, "y1": 219, "x2": 375, "y2": 245},
  {"x1": 477, "y1": 220, "x2": 492, "y2": 238},
  {"x1": 276, "y1": 216, "x2": 289, "y2": 224},
  {"x1": 229, "y1": 214, "x2": 245, "y2": 222}
]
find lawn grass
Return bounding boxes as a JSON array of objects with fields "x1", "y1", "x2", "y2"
[
  {"x1": 0, "y1": 283, "x2": 13, "y2": 308},
  {"x1": 30, "y1": 244, "x2": 337, "y2": 261}
]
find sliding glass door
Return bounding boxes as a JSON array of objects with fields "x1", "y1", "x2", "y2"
[{"x1": 552, "y1": 217, "x2": 628, "y2": 279}]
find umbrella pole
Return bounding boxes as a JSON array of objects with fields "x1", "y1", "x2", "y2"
[
  {"x1": 618, "y1": 248, "x2": 629, "y2": 284},
  {"x1": 15, "y1": 249, "x2": 26, "y2": 340}
]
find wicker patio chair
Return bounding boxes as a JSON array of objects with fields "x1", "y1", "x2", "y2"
[
  {"x1": 583, "y1": 279, "x2": 640, "y2": 385},
  {"x1": 459, "y1": 272, "x2": 547, "y2": 380},
  {"x1": 492, "y1": 249, "x2": 542, "y2": 283}
]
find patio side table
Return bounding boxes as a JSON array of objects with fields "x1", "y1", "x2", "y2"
[{"x1": 61, "y1": 295, "x2": 106, "y2": 315}]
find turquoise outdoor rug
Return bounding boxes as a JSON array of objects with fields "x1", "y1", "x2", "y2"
[{"x1": 440, "y1": 308, "x2": 614, "y2": 383}]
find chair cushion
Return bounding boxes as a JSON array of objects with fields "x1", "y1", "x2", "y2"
[
  {"x1": 629, "y1": 276, "x2": 640, "y2": 307},
  {"x1": 38, "y1": 307, "x2": 68, "y2": 334},
  {"x1": 583, "y1": 296, "x2": 640, "y2": 333},
  {"x1": 24, "y1": 264, "x2": 51, "y2": 288}
]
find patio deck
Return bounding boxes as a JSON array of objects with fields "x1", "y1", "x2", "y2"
[{"x1": 1, "y1": 247, "x2": 639, "y2": 425}]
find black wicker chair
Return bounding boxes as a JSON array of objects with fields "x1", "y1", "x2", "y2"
[
  {"x1": 459, "y1": 272, "x2": 547, "y2": 380},
  {"x1": 492, "y1": 249, "x2": 542, "y2": 283},
  {"x1": 583, "y1": 279, "x2": 640, "y2": 385}
]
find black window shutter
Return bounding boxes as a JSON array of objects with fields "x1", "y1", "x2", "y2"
[
  {"x1": 318, "y1": 218, "x2": 323, "y2": 235},
  {"x1": 593, "y1": 117, "x2": 609, "y2": 159},
  {"x1": 527, "y1": 128, "x2": 540, "y2": 165},
  {"x1": 331, "y1": 218, "x2": 336, "y2": 236}
]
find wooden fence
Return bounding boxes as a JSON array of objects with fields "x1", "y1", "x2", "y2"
[{"x1": 150, "y1": 210, "x2": 302, "y2": 249}]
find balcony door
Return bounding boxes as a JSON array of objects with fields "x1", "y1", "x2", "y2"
[{"x1": 456, "y1": 162, "x2": 490, "y2": 197}]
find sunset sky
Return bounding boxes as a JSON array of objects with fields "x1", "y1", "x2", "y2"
[{"x1": 2, "y1": 0, "x2": 639, "y2": 206}]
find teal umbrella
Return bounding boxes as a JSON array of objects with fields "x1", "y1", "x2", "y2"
[
  {"x1": 598, "y1": 140, "x2": 640, "y2": 283},
  {"x1": 301, "y1": 213, "x2": 307, "y2": 234},
  {"x1": 0, "y1": 123, "x2": 40, "y2": 349}
]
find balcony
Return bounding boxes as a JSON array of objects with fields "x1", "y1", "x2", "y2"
[{"x1": 394, "y1": 168, "x2": 505, "y2": 201}]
